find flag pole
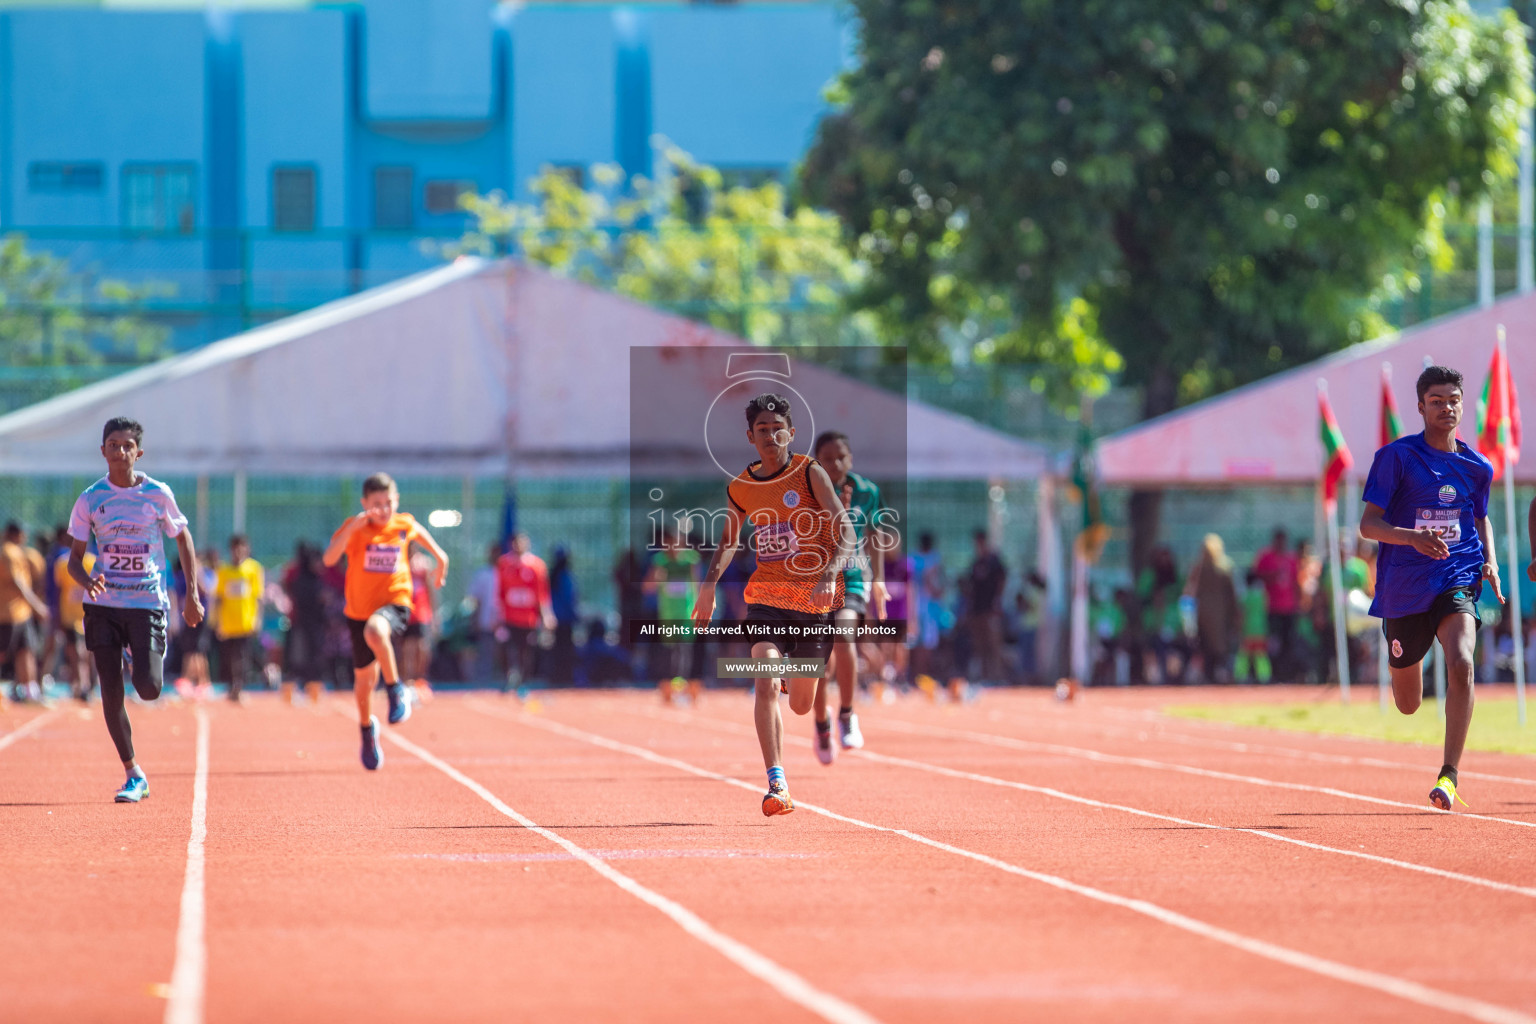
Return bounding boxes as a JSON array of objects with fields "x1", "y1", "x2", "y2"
[
  {"x1": 1497, "y1": 326, "x2": 1527, "y2": 726},
  {"x1": 1320, "y1": 380, "x2": 1352, "y2": 703}
]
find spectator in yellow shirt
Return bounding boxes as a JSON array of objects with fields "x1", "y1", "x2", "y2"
[
  {"x1": 55, "y1": 546, "x2": 97, "y2": 700},
  {"x1": 214, "y1": 534, "x2": 264, "y2": 702}
]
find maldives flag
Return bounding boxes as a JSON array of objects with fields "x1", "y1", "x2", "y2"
[
  {"x1": 1319, "y1": 388, "x2": 1353, "y2": 508},
  {"x1": 1380, "y1": 365, "x2": 1403, "y2": 449},
  {"x1": 1477, "y1": 342, "x2": 1522, "y2": 480}
]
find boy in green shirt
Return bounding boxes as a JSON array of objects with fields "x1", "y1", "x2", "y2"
[
  {"x1": 1234, "y1": 569, "x2": 1272, "y2": 683},
  {"x1": 648, "y1": 530, "x2": 702, "y2": 703}
]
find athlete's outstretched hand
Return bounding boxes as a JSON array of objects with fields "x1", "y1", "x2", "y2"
[
  {"x1": 183, "y1": 589, "x2": 205, "y2": 628},
  {"x1": 870, "y1": 580, "x2": 889, "y2": 621},
  {"x1": 692, "y1": 583, "x2": 716, "y2": 628},
  {"x1": 811, "y1": 576, "x2": 836, "y2": 613},
  {"x1": 1409, "y1": 528, "x2": 1451, "y2": 560},
  {"x1": 1483, "y1": 562, "x2": 1506, "y2": 605},
  {"x1": 84, "y1": 573, "x2": 108, "y2": 600}
]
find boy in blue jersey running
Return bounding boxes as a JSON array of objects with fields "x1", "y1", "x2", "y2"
[
  {"x1": 67, "y1": 418, "x2": 203, "y2": 803},
  {"x1": 1360, "y1": 366, "x2": 1502, "y2": 811}
]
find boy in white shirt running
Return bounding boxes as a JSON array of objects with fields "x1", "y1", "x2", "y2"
[{"x1": 67, "y1": 417, "x2": 203, "y2": 803}]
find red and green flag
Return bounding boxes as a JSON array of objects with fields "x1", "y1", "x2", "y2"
[
  {"x1": 1380, "y1": 364, "x2": 1403, "y2": 449},
  {"x1": 1319, "y1": 387, "x2": 1353, "y2": 508},
  {"x1": 1477, "y1": 341, "x2": 1521, "y2": 480}
]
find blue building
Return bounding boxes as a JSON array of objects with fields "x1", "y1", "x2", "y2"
[{"x1": 0, "y1": 0, "x2": 849, "y2": 347}]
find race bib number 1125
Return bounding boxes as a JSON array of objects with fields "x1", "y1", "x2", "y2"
[{"x1": 1415, "y1": 508, "x2": 1462, "y2": 543}]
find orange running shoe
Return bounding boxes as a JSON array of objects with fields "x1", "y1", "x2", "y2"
[{"x1": 762, "y1": 782, "x2": 795, "y2": 816}]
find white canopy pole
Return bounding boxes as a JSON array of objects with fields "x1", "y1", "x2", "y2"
[
  {"x1": 1069, "y1": 541, "x2": 1090, "y2": 685},
  {"x1": 1327, "y1": 497, "x2": 1351, "y2": 703},
  {"x1": 1497, "y1": 326, "x2": 1527, "y2": 725},
  {"x1": 1035, "y1": 476, "x2": 1061, "y2": 680},
  {"x1": 232, "y1": 469, "x2": 247, "y2": 536},
  {"x1": 1319, "y1": 380, "x2": 1351, "y2": 703}
]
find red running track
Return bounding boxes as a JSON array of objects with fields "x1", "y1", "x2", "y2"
[{"x1": 3, "y1": 685, "x2": 1535, "y2": 1023}]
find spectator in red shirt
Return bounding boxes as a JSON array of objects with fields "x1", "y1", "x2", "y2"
[
  {"x1": 496, "y1": 532, "x2": 553, "y2": 690},
  {"x1": 1252, "y1": 528, "x2": 1301, "y2": 682}
]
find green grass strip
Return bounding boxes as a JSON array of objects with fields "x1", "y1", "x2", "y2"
[{"x1": 1166, "y1": 698, "x2": 1536, "y2": 756}]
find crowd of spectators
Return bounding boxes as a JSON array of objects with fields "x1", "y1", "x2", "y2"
[{"x1": 6, "y1": 517, "x2": 1530, "y2": 699}]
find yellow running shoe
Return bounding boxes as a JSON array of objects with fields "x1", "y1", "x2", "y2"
[
  {"x1": 1429, "y1": 775, "x2": 1468, "y2": 811},
  {"x1": 762, "y1": 782, "x2": 794, "y2": 816}
]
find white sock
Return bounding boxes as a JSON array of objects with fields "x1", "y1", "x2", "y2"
[{"x1": 126, "y1": 766, "x2": 146, "y2": 780}]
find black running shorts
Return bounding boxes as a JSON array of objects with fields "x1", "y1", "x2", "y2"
[
  {"x1": 83, "y1": 604, "x2": 167, "y2": 656},
  {"x1": 745, "y1": 602, "x2": 833, "y2": 663},
  {"x1": 1382, "y1": 586, "x2": 1481, "y2": 669},
  {"x1": 347, "y1": 604, "x2": 410, "y2": 670},
  {"x1": 0, "y1": 619, "x2": 38, "y2": 659}
]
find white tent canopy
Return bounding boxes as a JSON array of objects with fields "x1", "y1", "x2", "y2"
[
  {"x1": 1097, "y1": 294, "x2": 1536, "y2": 486},
  {"x1": 0, "y1": 258, "x2": 1054, "y2": 481}
]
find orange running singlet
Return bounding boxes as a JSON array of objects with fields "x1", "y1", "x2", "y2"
[
  {"x1": 727, "y1": 452, "x2": 844, "y2": 613},
  {"x1": 335, "y1": 513, "x2": 422, "y2": 620}
]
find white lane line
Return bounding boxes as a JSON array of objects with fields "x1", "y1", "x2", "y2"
[
  {"x1": 870, "y1": 718, "x2": 1536, "y2": 829},
  {"x1": 379, "y1": 726, "x2": 884, "y2": 1024},
  {"x1": 975, "y1": 706, "x2": 1536, "y2": 788},
  {"x1": 615, "y1": 703, "x2": 1536, "y2": 900},
  {"x1": 164, "y1": 705, "x2": 210, "y2": 1024},
  {"x1": 0, "y1": 706, "x2": 64, "y2": 753},
  {"x1": 484, "y1": 705, "x2": 1536, "y2": 1024}
]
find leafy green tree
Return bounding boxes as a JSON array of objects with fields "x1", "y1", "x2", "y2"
[
  {"x1": 805, "y1": 0, "x2": 1531, "y2": 564},
  {"x1": 451, "y1": 149, "x2": 871, "y2": 347},
  {"x1": 0, "y1": 234, "x2": 171, "y2": 367}
]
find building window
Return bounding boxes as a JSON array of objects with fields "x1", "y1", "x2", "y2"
[
  {"x1": 272, "y1": 165, "x2": 317, "y2": 232},
  {"x1": 29, "y1": 161, "x2": 104, "y2": 193},
  {"x1": 122, "y1": 163, "x2": 196, "y2": 233},
  {"x1": 424, "y1": 179, "x2": 475, "y2": 216},
  {"x1": 373, "y1": 166, "x2": 414, "y2": 229},
  {"x1": 550, "y1": 164, "x2": 586, "y2": 189}
]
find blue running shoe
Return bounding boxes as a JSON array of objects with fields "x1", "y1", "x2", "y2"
[
  {"x1": 386, "y1": 682, "x2": 413, "y2": 725},
  {"x1": 115, "y1": 774, "x2": 149, "y2": 803},
  {"x1": 361, "y1": 716, "x2": 384, "y2": 771}
]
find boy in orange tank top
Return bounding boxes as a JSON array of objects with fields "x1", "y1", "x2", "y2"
[
  {"x1": 693, "y1": 394, "x2": 855, "y2": 816},
  {"x1": 323, "y1": 473, "x2": 449, "y2": 770}
]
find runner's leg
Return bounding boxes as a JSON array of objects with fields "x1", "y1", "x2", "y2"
[
  {"x1": 752, "y1": 641, "x2": 785, "y2": 771},
  {"x1": 1437, "y1": 612, "x2": 1478, "y2": 771},
  {"x1": 365, "y1": 614, "x2": 401, "y2": 685},
  {"x1": 94, "y1": 649, "x2": 135, "y2": 769}
]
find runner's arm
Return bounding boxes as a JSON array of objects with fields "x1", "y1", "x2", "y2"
[
  {"x1": 1474, "y1": 515, "x2": 1504, "y2": 604},
  {"x1": 693, "y1": 507, "x2": 741, "y2": 627},
  {"x1": 1359, "y1": 502, "x2": 1449, "y2": 559},
  {"x1": 867, "y1": 525, "x2": 888, "y2": 620},
  {"x1": 412, "y1": 525, "x2": 451, "y2": 590},
  {"x1": 176, "y1": 531, "x2": 204, "y2": 627},
  {"x1": 808, "y1": 463, "x2": 856, "y2": 583},
  {"x1": 5, "y1": 549, "x2": 48, "y2": 620},
  {"x1": 322, "y1": 515, "x2": 365, "y2": 567},
  {"x1": 68, "y1": 537, "x2": 107, "y2": 600}
]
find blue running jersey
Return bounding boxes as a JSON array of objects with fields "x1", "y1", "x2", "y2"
[
  {"x1": 67, "y1": 474, "x2": 188, "y2": 611},
  {"x1": 1362, "y1": 433, "x2": 1493, "y2": 619}
]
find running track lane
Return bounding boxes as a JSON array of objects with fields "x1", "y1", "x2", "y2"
[
  {"x1": 198, "y1": 699, "x2": 880, "y2": 1024},
  {"x1": 495, "y1": 692, "x2": 1536, "y2": 1021},
  {"x1": 1, "y1": 701, "x2": 197, "y2": 1022}
]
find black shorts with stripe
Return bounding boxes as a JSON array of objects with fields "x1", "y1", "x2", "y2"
[{"x1": 1382, "y1": 586, "x2": 1481, "y2": 669}]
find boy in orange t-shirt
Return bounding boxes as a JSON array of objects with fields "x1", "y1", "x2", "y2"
[{"x1": 323, "y1": 473, "x2": 448, "y2": 770}]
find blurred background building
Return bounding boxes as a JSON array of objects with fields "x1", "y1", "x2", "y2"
[{"x1": 0, "y1": 0, "x2": 849, "y2": 348}]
